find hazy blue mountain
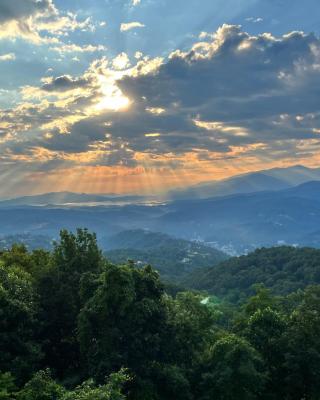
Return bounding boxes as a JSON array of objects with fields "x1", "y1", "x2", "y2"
[
  {"x1": 157, "y1": 180, "x2": 320, "y2": 252},
  {"x1": 263, "y1": 165, "x2": 320, "y2": 185},
  {"x1": 168, "y1": 165, "x2": 320, "y2": 200},
  {"x1": 1, "y1": 179, "x2": 320, "y2": 254},
  {"x1": 280, "y1": 180, "x2": 320, "y2": 200},
  {"x1": 103, "y1": 229, "x2": 189, "y2": 250},
  {"x1": 0, "y1": 204, "x2": 166, "y2": 237},
  {"x1": 103, "y1": 229, "x2": 228, "y2": 281},
  {"x1": 2, "y1": 165, "x2": 320, "y2": 207},
  {"x1": 0, "y1": 191, "x2": 146, "y2": 207}
]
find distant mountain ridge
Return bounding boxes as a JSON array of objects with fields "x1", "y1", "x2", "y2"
[
  {"x1": 103, "y1": 229, "x2": 191, "y2": 250},
  {"x1": 0, "y1": 181, "x2": 320, "y2": 253},
  {"x1": 0, "y1": 191, "x2": 146, "y2": 207},
  {"x1": 168, "y1": 165, "x2": 320, "y2": 200},
  {"x1": 103, "y1": 229, "x2": 228, "y2": 281},
  {"x1": 0, "y1": 167, "x2": 320, "y2": 253},
  {"x1": 2, "y1": 165, "x2": 320, "y2": 206},
  {"x1": 156, "y1": 180, "x2": 320, "y2": 252}
]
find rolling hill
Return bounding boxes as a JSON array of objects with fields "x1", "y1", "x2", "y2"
[
  {"x1": 103, "y1": 229, "x2": 228, "y2": 281},
  {"x1": 183, "y1": 246, "x2": 320, "y2": 303}
]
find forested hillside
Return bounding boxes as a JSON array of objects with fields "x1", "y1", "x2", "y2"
[
  {"x1": 0, "y1": 233, "x2": 53, "y2": 250},
  {"x1": 184, "y1": 246, "x2": 320, "y2": 303},
  {"x1": 104, "y1": 229, "x2": 228, "y2": 281},
  {"x1": 2, "y1": 230, "x2": 320, "y2": 399}
]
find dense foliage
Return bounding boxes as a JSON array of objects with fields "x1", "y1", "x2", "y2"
[
  {"x1": 2, "y1": 230, "x2": 320, "y2": 399},
  {"x1": 184, "y1": 246, "x2": 320, "y2": 303},
  {"x1": 104, "y1": 229, "x2": 228, "y2": 282}
]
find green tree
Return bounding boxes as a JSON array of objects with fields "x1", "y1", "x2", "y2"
[
  {"x1": 165, "y1": 292, "x2": 218, "y2": 367},
  {"x1": 0, "y1": 263, "x2": 41, "y2": 383},
  {"x1": 244, "y1": 286, "x2": 279, "y2": 315},
  {"x1": 17, "y1": 369, "x2": 64, "y2": 400},
  {"x1": 38, "y1": 229, "x2": 104, "y2": 379},
  {"x1": 78, "y1": 263, "x2": 167, "y2": 398},
  {"x1": 244, "y1": 307, "x2": 287, "y2": 400},
  {"x1": 199, "y1": 334, "x2": 266, "y2": 400},
  {"x1": 1, "y1": 244, "x2": 32, "y2": 272},
  {"x1": 62, "y1": 369, "x2": 129, "y2": 400},
  {"x1": 149, "y1": 363, "x2": 192, "y2": 400},
  {"x1": 284, "y1": 286, "x2": 320, "y2": 400},
  {"x1": 0, "y1": 372, "x2": 16, "y2": 400}
]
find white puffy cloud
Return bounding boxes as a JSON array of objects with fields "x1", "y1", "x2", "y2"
[
  {"x1": 0, "y1": 53, "x2": 16, "y2": 61},
  {"x1": 120, "y1": 22, "x2": 145, "y2": 32},
  {"x1": 112, "y1": 53, "x2": 131, "y2": 70}
]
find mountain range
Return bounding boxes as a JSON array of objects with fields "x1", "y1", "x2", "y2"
[
  {"x1": 2, "y1": 165, "x2": 320, "y2": 207},
  {"x1": 168, "y1": 165, "x2": 320, "y2": 200},
  {"x1": 158, "y1": 180, "x2": 320, "y2": 253},
  {"x1": 1, "y1": 165, "x2": 320, "y2": 253},
  {"x1": 0, "y1": 191, "x2": 146, "y2": 207}
]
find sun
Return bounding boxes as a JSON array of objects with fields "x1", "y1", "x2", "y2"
[
  {"x1": 96, "y1": 92, "x2": 130, "y2": 111},
  {"x1": 95, "y1": 74, "x2": 131, "y2": 112}
]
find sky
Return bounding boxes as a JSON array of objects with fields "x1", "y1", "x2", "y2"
[{"x1": 1, "y1": 0, "x2": 320, "y2": 197}]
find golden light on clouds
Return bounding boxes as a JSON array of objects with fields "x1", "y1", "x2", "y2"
[
  {"x1": 2, "y1": 17, "x2": 320, "y2": 199},
  {"x1": 146, "y1": 107, "x2": 166, "y2": 115},
  {"x1": 145, "y1": 133, "x2": 161, "y2": 137},
  {"x1": 193, "y1": 119, "x2": 250, "y2": 137},
  {"x1": 95, "y1": 90, "x2": 130, "y2": 111},
  {"x1": 95, "y1": 73, "x2": 131, "y2": 111}
]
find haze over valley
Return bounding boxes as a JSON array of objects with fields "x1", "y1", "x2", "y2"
[{"x1": 1, "y1": 165, "x2": 320, "y2": 255}]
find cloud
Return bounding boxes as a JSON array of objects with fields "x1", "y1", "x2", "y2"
[
  {"x1": 246, "y1": 17, "x2": 263, "y2": 23},
  {"x1": 2, "y1": 25, "x2": 320, "y2": 183},
  {"x1": 118, "y1": 25, "x2": 320, "y2": 138},
  {"x1": 0, "y1": 0, "x2": 95, "y2": 43},
  {"x1": 50, "y1": 44, "x2": 106, "y2": 54},
  {"x1": 112, "y1": 53, "x2": 131, "y2": 70},
  {"x1": 40, "y1": 75, "x2": 94, "y2": 92},
  {"x1": 120, "y1": 22, "x2": 145, "y2": 32},
  {"x1": 0, "y1": 0, "x2": 56, "y2": 23},
  {"x1": 131, "y1": 0, "x2": 141, "y2": 5},
  {"x1": 0, "y1": 53, "x2": 16, "y2": 61},
  {"x1": 135, "y1": 51, "x2": 143, "y2": 59}
]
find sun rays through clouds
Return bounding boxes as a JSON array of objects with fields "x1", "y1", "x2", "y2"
[{"x1": 1, "y1": 0, "x2": 320, "y2": 196}]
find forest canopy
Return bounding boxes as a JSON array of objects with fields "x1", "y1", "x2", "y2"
[{"x1": 1, "y1": 229, "x2": 320, "y2": 400}]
